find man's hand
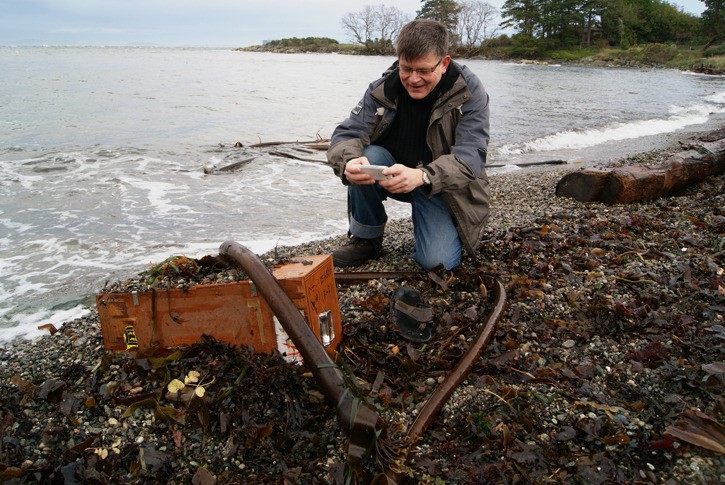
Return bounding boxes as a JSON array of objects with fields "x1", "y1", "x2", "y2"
[
  {"x1": 379, "y1": 165, "x2": 427, "y2": 194},
  {"x1": 344, "y1": 157, "x2": 382, "y2": 185},
  {"x1": 344, "y1": 159, "x2": 427, "y2": 193}
]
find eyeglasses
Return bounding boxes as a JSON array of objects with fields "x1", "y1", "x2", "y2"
[{"x1": 396, "y1": 58, "x2": 443, "y2": 77}]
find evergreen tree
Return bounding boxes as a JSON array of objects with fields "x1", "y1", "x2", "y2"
[
  {"x1": 501, "y1": 0, "x2": 541, "y2": 37},
  {"x1": 502, "y1": 0, "x2": 699, "y2": 48},
  {"x1": 417, "y1": 0, "x2": 462, "y2": 41},
  {"x1": 601, "y1": 0, "x2": 699, "y2": 46},
  {"x1": 702, "y1": 0, "x2": 725, "y2": 42}
]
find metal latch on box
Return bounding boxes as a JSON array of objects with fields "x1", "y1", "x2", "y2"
[{"x1": 318, "y1": 310, "x2": 334, "y2": 347}]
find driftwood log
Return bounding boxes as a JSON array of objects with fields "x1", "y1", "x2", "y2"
[{"x1": 555, "y1": 132, "x2": 725, "y2": 204}]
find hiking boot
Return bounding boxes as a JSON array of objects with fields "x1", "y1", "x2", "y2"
[{"x1": 332, "y1": 235, "x2": 383, "y2": 267}]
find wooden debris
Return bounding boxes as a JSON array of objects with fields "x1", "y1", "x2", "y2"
[
  {"x1": 556, "y1": 135, "x2": 725, "y2": 204},
  {"x1": 665, "y1": 409, "x2": 725, "y2": 455},
  {"x1": 269, "y1": 151, "x2": 326, "y2": 164},
  {"x1": 487, "y1": 159, "x2": 566, "y2": 169},
  {"x1": 249, "y1": 139, "x2": 330, "y2": 149},
  {"x1": 203, "y1": 156, "x2": 257, "y2": 174},
  {"x1": 37, "y1": 323, "x2": 58, "y2": 335}
]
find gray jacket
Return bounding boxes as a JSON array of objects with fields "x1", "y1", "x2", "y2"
[{"x1": 327, "y1": 60, "x2": 491, "y2": 254}]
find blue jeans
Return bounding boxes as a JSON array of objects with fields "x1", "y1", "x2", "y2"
[{"x1": 347, "y1": 145, "x2": 462, "y2": 270}]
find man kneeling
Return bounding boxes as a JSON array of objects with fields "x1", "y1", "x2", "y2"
[{"x1": 327, "y1": 19, "x2": 491, "y2": 270}]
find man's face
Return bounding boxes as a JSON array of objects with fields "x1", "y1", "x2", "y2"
[{"x1": 398, "y1": 52, "x2": 451, "y2": 100}]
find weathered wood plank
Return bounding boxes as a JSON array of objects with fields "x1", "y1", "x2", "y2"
[{"x1": 556, "y1": 137, "x2": 725, "y2": 204}]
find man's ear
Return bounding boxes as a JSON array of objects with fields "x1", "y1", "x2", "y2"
[{"x1": 441, "y1": 55, "x2": 451, "y2": 72}]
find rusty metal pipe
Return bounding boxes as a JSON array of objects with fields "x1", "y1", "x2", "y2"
[{"x1": 219, "y1": 241, "x2": 384, "y2": 465}]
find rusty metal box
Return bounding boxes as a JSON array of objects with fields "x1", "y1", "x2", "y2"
[{"x1": 96, "y1": 255, "x2": 342, "y2": 358}]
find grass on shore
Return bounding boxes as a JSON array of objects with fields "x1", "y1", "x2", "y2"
[
  {"x1": 464, "y1": 43, "x2": 725, "y2": 73},
  {"x1": 572, "y1": 44, "x2": 725, "y2": 73}
]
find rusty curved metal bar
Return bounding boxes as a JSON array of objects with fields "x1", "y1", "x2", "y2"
[
  {"x1": 407, "y1": 275, "x2": 506, "y2": 439},
  {"x1": 373, "y1": 275, "x2": 507, "y2": 484},
  {"x1": 219, "y1": 241, "x2": 384, "y2": 466}
]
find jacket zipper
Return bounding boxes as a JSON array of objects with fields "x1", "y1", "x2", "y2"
[{"x1": 437, "y1": 124, "x2": 450, "y2": 154}]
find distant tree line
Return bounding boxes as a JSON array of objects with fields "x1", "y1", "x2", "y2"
[
  {"x1": 341, "y1": 0, "x2": 723, "y2": 55},
  {"x1": 265, "y1": 37, "x2": 339, "y2": 48},
  {"x1": 501, "y1": 0, "x2": 699, "y2": 49}
]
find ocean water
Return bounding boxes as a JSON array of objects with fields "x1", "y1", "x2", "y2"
[{"x1": 1, "y1": 46, "x2": 724, "y2": 343}]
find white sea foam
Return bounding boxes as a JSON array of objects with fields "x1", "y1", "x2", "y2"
[
  {"x1": 129, "y1": 179, "x2": 190, "y2": 215},
  {"x1": 683, "y1": 70, "x2": 725, "y2": 78},
  {"x1": 497, "y1": 103, "x2": 721, "y2": 156},
  {"x1": 705, "y1": 91, "x2": 725, "y2": 104},
  {"x1": 0, "y1": 218, "x2": 33, "y2": 235},
  {"x1": 489, "y1": 164, "x2": 523, "y2": 175},
  {"x1": 0, "y1": 306, "x2": 91, "y2": 344}
]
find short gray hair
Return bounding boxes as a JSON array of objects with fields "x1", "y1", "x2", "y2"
[{"x1": 395, "y1": 19, "x2": 449, "y2": 61}]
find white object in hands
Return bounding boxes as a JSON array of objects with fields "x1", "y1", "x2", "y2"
[{"x1": 358, "y1": 165, "x2": 392, "y2": 180}]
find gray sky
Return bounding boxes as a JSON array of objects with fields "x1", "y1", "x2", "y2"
[{"x1": 1, "y1": 0, "x2": 708, "y2": 47}]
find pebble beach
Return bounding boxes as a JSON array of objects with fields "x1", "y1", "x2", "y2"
[{"x1": 1, "y1": 130, "x2": 723, "y2": 483}]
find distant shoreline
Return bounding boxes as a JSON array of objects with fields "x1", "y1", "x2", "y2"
[{"x1": 236, "y1": 43, "x2": 725, "y2": 75}]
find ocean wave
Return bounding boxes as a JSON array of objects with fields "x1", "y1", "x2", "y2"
[
  {"x1": 496, "y1": 101, "x2": 724, "y2": 156},
  {"x1": 0, "y1": 305, "x2": 90, "y2": 343},
  {"x1": 705, "y1": 91, "x2": 725, "y2": 104}
]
